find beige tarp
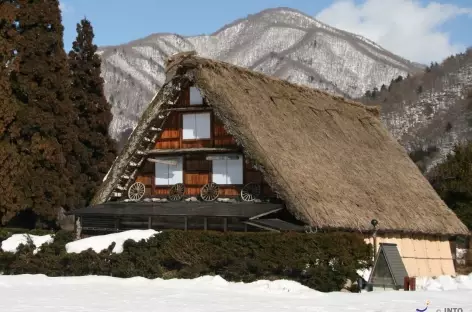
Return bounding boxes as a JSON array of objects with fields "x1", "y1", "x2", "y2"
[{"x1": 364, "y1": 235, "x2": 455, "y2": 277}]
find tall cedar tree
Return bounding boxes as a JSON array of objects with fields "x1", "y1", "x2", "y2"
[
  {"x1": 8, "y1": 0, "x2": 80, "y2": 225},
  {"x1": 0, "y1": 1, "x2": 28, "y2": 224},
  {"x1": 68, "y1": 18, "x2": 117, "y2": 208},
  {"x1": 429, "y1": 142, "x2": 472, "y2": 230}
]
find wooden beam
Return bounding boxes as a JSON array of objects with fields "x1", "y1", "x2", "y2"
[
  {"x1": 113, "y1": 221, "x2": 247, "y2": 231},
  {"x1": 223, "y1": 218, "x2": 228, "y2": 232},
  {"x1": 145, "y1": 147, "x2": 240, "y2": 155},
  {"x1": 184, "y1": 216, "x2": 188, "y2": 231},
  {"x1": 148, "y1": 217, "x2": 152, "y2": 229},
  {"x1": 162, "y1": 106, "x2": 212, "y2": 113},
  {"x1": 204, "y1": 217, "x2": 208, "y2": 231},
  {"x1": 249, "y1": 208, "x2": 283, "y2": 220},
  {"x1": 244, "y1": 221, "x2": 280, "y2": 232},
  {"x1": 147, "y1": 158, "x2": 178, "y2": 165}
]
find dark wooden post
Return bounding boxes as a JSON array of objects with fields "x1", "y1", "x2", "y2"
[
  {"x1": 450, "y1": 237, "x2": 457, "y2": 269},
  {"x1": 409, "y1": 277, "x2": 416, "y2": 291},
  {"x1": 203, "y1": 217, "x2": 207, "y2": 231},
  {"x1": 223, "y1": 217, "x2": 228, "y2": 232},
  {"x1": 403, "y1": 276, "x2": 410, "y2": 291},
  {"x1": 151, "y1": 174, "x2": 156, "y2": 196},
  {"x1": 466, "y1": 236, "x2": 472, "y2": 266},
  {"x1": 184, "y1": 216, "x2": 188, "y2": 231},
  {"x1": 148, "y1": 217, "x2": 152, "y2": 229}
]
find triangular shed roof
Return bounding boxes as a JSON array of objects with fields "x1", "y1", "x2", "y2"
[
  {"x1": 368, "y1": 243, "x2": 408, "y2": 288},
  {"x1": 92, "y1": 52, "x2": 469, "y2": 236}
]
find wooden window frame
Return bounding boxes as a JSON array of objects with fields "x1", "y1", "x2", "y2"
[
  {"x1": 154, "y1": 156, "x2": 184, "y2": 186},
  {"x1": 189, "y1": 86, "x2": 204, "y2": 106},
  {"x1": 180, "y1": 111, "x2": 213, "y2": 143},
  {"x1": 210, "y1": 154, "x2": 244, "y2": 186}
]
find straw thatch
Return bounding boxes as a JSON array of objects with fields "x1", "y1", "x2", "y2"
[{"x1": 91, "y1": 52, "x2": 469, "y2": 236}]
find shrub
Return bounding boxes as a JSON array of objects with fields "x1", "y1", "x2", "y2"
[
  {"x1": 0, "y1": 230, "x2": 371, "y2": 292},
  {"x1": 0, "y1": 228, "x2": 53, "y2": 244}
]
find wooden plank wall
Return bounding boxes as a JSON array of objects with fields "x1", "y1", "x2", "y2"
[{"x1": 134, "y1": 86, "x2": 274, "y2": 198}]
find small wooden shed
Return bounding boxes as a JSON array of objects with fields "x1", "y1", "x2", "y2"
[{"x1": 368, "y1": 243, "x2": 408, "y2": 291}]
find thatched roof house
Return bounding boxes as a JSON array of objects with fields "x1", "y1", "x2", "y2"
[{"x1": 90, "y1": 52, "x2": 468, "y2": 237}]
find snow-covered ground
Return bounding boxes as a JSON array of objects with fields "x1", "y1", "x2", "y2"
[
  {"x1": 1, "y1": 230, "x2": 472, "y2": 311},
  {"x1": 0, "y1": 274, "x2": 471, "y2": 312}
]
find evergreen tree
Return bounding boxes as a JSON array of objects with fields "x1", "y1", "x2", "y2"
[
  {"x1": 0, "y1": 0, "x2": 18, "y2": 134},
  {"x1": 8, "y1": 0, "x2": 79, "y2": 225},
  {"x1": 0, "y1": 1, "x2": 27, "y2": 224},
  {"x1": 68, "y1": 18, "x2": 117, "y2": 207},
  {"x1": 429, "y1": 143, "x2": 472, "y2": 230}
]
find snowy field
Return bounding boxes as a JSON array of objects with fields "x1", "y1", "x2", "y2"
[
  {"x1": 0, "y1": 274, "x2": 471, "y2": 312},
  {"x1": 1, "y1": 230, "x2": 472, "y2": 311}
]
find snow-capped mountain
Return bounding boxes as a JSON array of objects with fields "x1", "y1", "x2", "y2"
[{"x1": 97, "y1": 7, "x2": 423, "y2": 143}]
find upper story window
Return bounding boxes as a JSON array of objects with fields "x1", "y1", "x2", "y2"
[
  {"x1": 182, "y1": 112, "x2": 211, "y2": 140},
  {"x1": 210, "y1": 154, "x2": 243, "y2": 185},
  {"x1": 154, "y1": 157, "x2": 183, "y2": 186},
  {"x1": 190, "y1": 87, "x2": 203, "y2": 105}
]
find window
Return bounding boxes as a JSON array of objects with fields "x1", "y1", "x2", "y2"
[
  {"x1": 154, "y1": 157, "x2": 183, "y2": 186},
  {"x1": 211, "y1": 154, "x2": 243, "y2": 185},
  {"x1": 190, "y1": 87, "x2": 203, "y2": 105},
  {"x1": 182, "y1": 112, "x2": 211, "y2": 140}
]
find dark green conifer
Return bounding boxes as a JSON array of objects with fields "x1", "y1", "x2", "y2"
[
  {"x1": 429, "y1": 143, "x2": 472, "y2": 230},
  {"x1": 0, "y1": 0, "x2": 27, "y2": 224},
  {"x1": 0, "y1": 0, "x2": 18, "y2": 135},
  {"x1": 8, "y1": 0, "x2": 79, "y2": 225},
  {"x1": 68, "y1": 18, "x2": 117, "y2": 207}
]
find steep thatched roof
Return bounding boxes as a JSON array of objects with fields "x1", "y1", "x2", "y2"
[{"x1": 91, "y1": 51, "x2": 469, "y2": 236}]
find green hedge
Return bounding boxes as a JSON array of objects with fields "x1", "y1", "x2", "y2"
[{"x1": 0, "y1": 230, "x2": 372, "y2": 292}]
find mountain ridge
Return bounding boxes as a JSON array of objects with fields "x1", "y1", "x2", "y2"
[{"x1": 96, "y1": 7, "x2": 424, "y2": 146}]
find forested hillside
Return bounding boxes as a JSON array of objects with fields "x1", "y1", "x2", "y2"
[{"x1": 360, "y1": 49, "x2": 472, "y2": 173}]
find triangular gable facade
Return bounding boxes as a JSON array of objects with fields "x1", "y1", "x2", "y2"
[{"x1": 124, "y1": 84, "x2": 277, "y2": 201}]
